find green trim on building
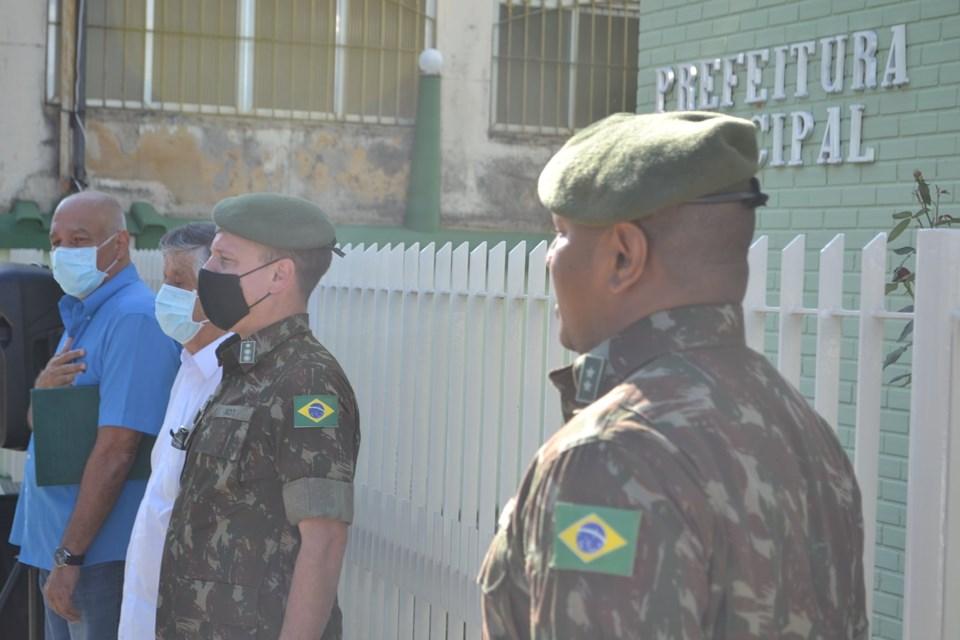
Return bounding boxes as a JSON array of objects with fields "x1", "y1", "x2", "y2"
[
  {"x1": 127, "y1": 201, "x2": 190, "y2": 248},
  {"x1": 0, "y1": 200, "x2": 53, "y2": 249},
  {"x1": 0, "y1": 200, "x2": 197, "y2": 250},
  {"x1": 1, "y1": 200, "x2": 549, "y2": 252}
]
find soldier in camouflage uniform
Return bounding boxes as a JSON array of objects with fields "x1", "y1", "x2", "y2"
[
  {"x1": 478, "y1": 112, "x2": 868, "y2": 639},
  {"x1": 156, "y1": 194, "x2": 359, "y2": 639}
]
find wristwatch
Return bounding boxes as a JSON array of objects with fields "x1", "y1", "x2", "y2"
[{"x1": 53, "y1": 546, "x2": 84, "y2": 567}]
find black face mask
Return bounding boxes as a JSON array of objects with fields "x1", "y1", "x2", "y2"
[{"x1": 197, "y1": 259, "x2": 279, "y2": 331}]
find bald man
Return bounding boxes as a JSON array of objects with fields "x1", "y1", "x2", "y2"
[
  {"x1": 9, "y1": 191, "x2": 180, "y2": 640},
  {"x1": 479, "y1": 113, "x2": 867, "y2": 639}
]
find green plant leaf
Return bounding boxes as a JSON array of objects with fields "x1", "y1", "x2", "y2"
[
  {"x1": 883, "y1": 344, "x2": 909, "y2": 369},
  {"x1": 893, "y1": 246, "x2": 915, "y2": 255},
  {"x1": 888, "y1": 218, "x2": 911, "y2": 242},
  {"x1": 897, "y1": 320, "x2": 914, "y2": 343},
  {"x1": 885, "y1": 282, "x2": 899, "y2": 295},
  {"x1": 917, "y1": 178, "x2": 932, "y2": 206},
  {"x1": 898, "y1": 305, "x2": 914, "y2": 313},
  {"x1": 892, "y1": 210, "x2": 913, "y2": 220},
  {"x1": 889, "y1": 373, "x2": 912, "y2": 387}
]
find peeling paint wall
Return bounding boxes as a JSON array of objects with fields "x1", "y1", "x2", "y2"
[
  {"x1": 436, "y1": 0, "x2": 558, "y2": 233},
  {"x1": 84, "y1": 112, "x2": 413, "y2": 226},
  {"x1": 2, "y1": 0, "x2": 560, "y2": 233}
]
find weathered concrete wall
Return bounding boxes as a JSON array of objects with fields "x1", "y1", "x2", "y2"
[
  {"x1": 436, "y1": 0, "x2": 558, "y2": 233},
  {"x1": 0, "y1": 1, "x2": 58, "y2": 213},
  {"x1": 1, "y1": 0, "x2": 558, "y2": 232},
  {"x1": 83, "y1": 0, "x2": 559, "y2": 232},
  {"x1": 84, "y1": 111, "x2": 413, "y2": 226}
]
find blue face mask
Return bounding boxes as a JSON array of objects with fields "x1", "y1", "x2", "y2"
[
  {"x1": 51, "y1": 233, "x2": 119, "y2": 299},
  {"x1": 155, "y1": 284, "x2": 206, "y2": 344}
]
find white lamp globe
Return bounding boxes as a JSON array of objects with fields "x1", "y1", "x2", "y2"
[{"x1": 419, "y1": 48, "x2": 444, "y2": 75}]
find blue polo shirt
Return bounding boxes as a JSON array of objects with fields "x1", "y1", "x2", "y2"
[{"x1": 10, "y1": 263, "x2": 179, "y2": 570}]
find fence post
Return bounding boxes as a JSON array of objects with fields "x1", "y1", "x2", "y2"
[
  {"x1": 744, "y1": 236, "x2": 768, "y2": 353},
  {"x1": 854, "y1": 232, "x2": 887, "y2": 622},
  {"x1": 903, "y1": 229, "x2": 960, "y2": 640}
]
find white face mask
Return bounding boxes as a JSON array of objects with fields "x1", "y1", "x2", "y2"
[
  {"x1": 51, "y1": 233, "x2": 119, "y2": 299},
  {"x1": 155, "y1": 284, "x2": 207, "y2": 344}
]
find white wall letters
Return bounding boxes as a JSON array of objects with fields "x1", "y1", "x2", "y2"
[
  {"x1": 698, "y1": 59, "x2": 722, "y2": 109},
  {"x1": 852, "y1": 30, "x2": 879, "y2": 90},
  {"x1": 721, "y1": 53, "x2": 744, "y2": 108},
  {"x1": 745, "y1": 49, "x2": 770, "y2": 104},
  {"x1": 882, "y1": 24, "x2": 909, "y2": 88},
  {"x1": 817, "y1": 106, "x2": 843, "y2": 164},
  {"x1": 820, "y1": 35, "x2": 848, "y2": 94},
  {"x1": 676, "y1": 64, "x2": 698, "y2": 110},
  {"x1": 653, "y1": 25, "x2": 910, "y2": 166},
  {"x1": 790, "y1": 41, "x2": 817, "y2": 98},
  {"x1": 655, "y1": 67, "x2": 676, "y2": 113}
]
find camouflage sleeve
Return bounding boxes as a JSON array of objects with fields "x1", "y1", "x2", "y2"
[
  {"x1": 525, "y1": 431, "x2": 715, "y2": 639},
  {"x1": 272, "y1": 363, "x2": 360, "y2": 526}
]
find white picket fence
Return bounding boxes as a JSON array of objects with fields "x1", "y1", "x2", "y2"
[
  {"x1": 2, "y1": 231, "x2": 959, "y2": 640},
  {"x1": 315, "y1": 241, "x2": 568, "y2": 640}
]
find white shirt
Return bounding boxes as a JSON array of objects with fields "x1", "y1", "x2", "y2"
[{"x1": 118, "y1": 334, "x2": 228, "y2": 640}]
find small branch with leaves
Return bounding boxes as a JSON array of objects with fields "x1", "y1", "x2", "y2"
[{"x1": 884, "y1": 171, "x2": 955, "y2": 387}]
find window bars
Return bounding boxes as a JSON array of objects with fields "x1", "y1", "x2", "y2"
[
  {"x1": 47, "y1": 0, "x2": 436, "y2": 124},
  {"x1": 492, "y1": 0, "x2": 640, "y2": 135}
]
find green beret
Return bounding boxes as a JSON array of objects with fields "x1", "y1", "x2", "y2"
[
  {"x1": 538, "y1": 111, "x2": 760, "y2": 225},
  {"x1": 212, "y1": 193, "x2": 338, "y2": 251}
]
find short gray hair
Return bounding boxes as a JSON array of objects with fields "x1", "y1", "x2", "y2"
[{"x1": 159, "y1": 222, "x2": 216, "y2": 273}]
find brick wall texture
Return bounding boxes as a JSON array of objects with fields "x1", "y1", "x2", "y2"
[{"x1": 636, "y1": 2, "x2": 959, "y2": 638}]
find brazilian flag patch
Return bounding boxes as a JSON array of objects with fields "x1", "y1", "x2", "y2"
[
  {"x1": 294, "y1": 395, "x2": 339, "y2": 428},
  {"x1": 551, "y1": 502, "x2": 641, "y2": 577}
]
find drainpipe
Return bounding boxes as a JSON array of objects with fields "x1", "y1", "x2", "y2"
[
  {"x1": 404, "y1": 48, "x2": 443, "y2": 233},
  {"x1": 58, "y1": 0, "x2": 87, "y2": 193},
  {"x1": 73, "y1": 0, "x2": 88, "y2": 188},
  {"x1": 58, "y1": 0, "x2": 78, "y2": 193}
]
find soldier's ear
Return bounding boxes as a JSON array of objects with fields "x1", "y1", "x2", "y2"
[
  {"x1": 268, "y1": 256, "x2": 298, "y2": 295},
  {"x1": 608, "y1": 222, "x2": 648, "y2": 294}
]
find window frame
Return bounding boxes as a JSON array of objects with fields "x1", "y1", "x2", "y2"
[
  {"x1": 46, "y1": 0, "x2": 437, "y2": 124},
  {"x1": 490, "y1": 0, "x2": 640, "y2": 137}
]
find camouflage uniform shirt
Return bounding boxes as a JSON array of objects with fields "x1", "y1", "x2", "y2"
[
  {"x1": 479, "y1": 304, "x2": 867, "y2": 639},
  {"x1": 157, "y1": 314, "x2": 360, "y2": 640}
]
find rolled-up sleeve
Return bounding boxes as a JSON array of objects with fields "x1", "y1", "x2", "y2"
[{"x1": 282, "y1": 477, "x2": 354, "y2": 525}]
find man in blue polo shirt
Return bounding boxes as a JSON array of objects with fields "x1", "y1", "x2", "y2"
[{"x1": 9, "y1": 190, "x2": 179, "y2": 639}]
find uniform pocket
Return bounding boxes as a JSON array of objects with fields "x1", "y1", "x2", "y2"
[
  {"x1": 193, "y1": 417, "x2": 249, "y2": 461},
  {"x1": 173, "y1": 578, "x2": 260, "y2": 638}
]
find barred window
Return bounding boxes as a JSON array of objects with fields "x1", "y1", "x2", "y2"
[
  {"x1": 492, "y1": 0, "x2": 639, "y2": 135},
  {"x1": 47, "y1": 0, "x2": 435, "y2": 124}
]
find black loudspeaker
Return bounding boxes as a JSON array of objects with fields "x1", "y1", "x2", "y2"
[{"x1": 0, "y1": 263, "x2": 64, "y2": 450}]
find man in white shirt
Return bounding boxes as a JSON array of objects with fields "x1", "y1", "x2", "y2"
[{"x1": 118, "y1": 223, "x2": 228, "y2": 639}]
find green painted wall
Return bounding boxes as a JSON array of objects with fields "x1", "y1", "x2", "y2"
[{"x1": 637, "y1": 2, "x2": 959, "y2": 638}]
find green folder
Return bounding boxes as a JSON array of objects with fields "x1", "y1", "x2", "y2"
[{"x1": 31, "y1": 385, "x2": 154, "y2": 486}]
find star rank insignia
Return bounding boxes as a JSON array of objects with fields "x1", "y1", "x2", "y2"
[
  {"x1": 239, "y1": 339, "x2": 257, "y2": 364},
  {"x1": 575, "y1": 354, "x2": 606, "y2": 404}
]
